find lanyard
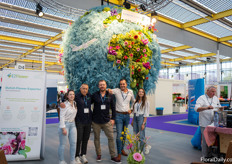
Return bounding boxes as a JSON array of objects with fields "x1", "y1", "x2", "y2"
[
  {"x1": 121, "y1": 91, "x2": 129, "y2": 101},
  {"x1": 100, "y1": 94, "x2": 106, "y2": 104},
  {"x1": 137, "y1": 102, "x2": 141, "y2": 112},
  {"x1": 206, "y1": 95, "x2": 213, "y2": 106},
  {"x1": 83, "y1": 96, "x2": 88, "y2": 106}
]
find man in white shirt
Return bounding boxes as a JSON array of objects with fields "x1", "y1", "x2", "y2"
[
  {"x1": 109, "y1": 79, "x2": 135, "y2": 161},
  {"x1": 194, "y1": 86, "x2": 223, "y2": 158}
]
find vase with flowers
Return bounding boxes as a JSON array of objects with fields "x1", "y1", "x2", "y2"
[{"x1": 121, "y1": 127, "x2": 150, "y2": 164}]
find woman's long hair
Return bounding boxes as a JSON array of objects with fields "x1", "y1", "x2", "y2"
[{"x1": 133, "y1": 88, "x2": 147, "y2": 111}]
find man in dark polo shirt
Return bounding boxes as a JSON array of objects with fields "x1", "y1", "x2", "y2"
[
  {"x1": 92, "y1": 80, "x2": 120, "y2": 163},
  {"x1": 75, "y1": 84, "x2": 92, "y2": 164}
]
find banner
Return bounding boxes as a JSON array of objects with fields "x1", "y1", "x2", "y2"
[
  {"x1": 121, "y1": 9, "x2": 151, "y2": 26},
  {"x1": 188, "y1": 78, "x2": 205, "y2": 125},
  {"x1": 0, "y1": 69, "x2": 46, "y2": 161}
]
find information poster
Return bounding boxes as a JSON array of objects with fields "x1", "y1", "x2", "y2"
[
  {"x1": 188, "y1": 78, "x2": 205, "y2": 125},
  {"x1": 0, "y1": 69, "x2": 46, "y2": 161}
]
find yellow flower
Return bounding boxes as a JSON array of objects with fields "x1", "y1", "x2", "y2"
[
  {"x1": 121, "y1": 131, "x2": 124, "y2": 135},
  {"x1": 112, "y1": 35, "x2": 116, "y2": 38},
  {"x1": 120, "y1": 137, "x2": 123, "y2": 140}
]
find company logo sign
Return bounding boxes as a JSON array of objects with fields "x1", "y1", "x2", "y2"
[{"x1": 7, "y1": 73, "x2": 28, "y2": 79}]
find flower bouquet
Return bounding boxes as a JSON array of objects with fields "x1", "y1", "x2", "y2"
[
  {"x1": 0, "y1": 132, "x2": 31, "y2": 158},
  {"x1": 121, "y1": 128, "x2": 150, "y2": 164}
]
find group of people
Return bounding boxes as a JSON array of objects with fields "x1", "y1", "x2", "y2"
[{"x1": 58, "y1": 79, "x2": 151, "y2": 164}]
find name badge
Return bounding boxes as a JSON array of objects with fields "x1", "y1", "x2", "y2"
[
  {"x1": 136, "y1": 112, "x2": 139, "y2": 117},
  {"x1": 84, "y1": 108, "x2": 89, "y2": 113},
  {"x1": 101, "y1": 105, "x2": 106, "y2": 110}
]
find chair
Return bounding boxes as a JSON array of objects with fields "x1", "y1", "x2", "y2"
[
  {"x1": 0, "y1": 150, "x2": 8, "y2": 164},
  {"x1": 224, "y1": 141, "x2": 232, "y2": 164},
  {"x1": 191, "y1": 140, "x2": 232, "y2": 164}
]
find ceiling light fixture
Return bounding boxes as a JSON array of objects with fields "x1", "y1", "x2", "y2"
[
  {"x1": 36, "y1": 3, "x2": 44, "y2": 17},
  {"x1": 140, "y1": 4, "x2": 146, "y2": 11},
  {"x1": 123, "y1": 0, "x2": 131, "y2": 9}
]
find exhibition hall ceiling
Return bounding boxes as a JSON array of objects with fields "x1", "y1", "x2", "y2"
[{"x1": 0, "y1": 0, "x2": 231, "y2": 74}]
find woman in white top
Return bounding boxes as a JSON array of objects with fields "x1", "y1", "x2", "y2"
[
  {"x1": 58, "y1": 90, "x2": 77, "y2": 164},
  {"x1": 131, "y1": 88, "x2": 151, "y2": 154}
]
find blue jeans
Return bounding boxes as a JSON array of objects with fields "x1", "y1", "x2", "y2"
[
  {"x1": 58, "y1": 122, "x2": 77, "y2": 162},
  {"x1": 115, "y1": 113, "x2": 130, "y2": 155},
  {"x1": 133, "y1": 114, "x2": 146, "y2": 150}
]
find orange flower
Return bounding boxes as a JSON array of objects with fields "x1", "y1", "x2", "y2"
[
  {"x1": 132, "y1": 65, "x2": 134, "y2": 69},
  {"x1": 149, "y1": 66, "x2": 151, "y2": 69}
]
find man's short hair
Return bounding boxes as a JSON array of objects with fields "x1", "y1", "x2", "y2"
[
  {"x1": 207, "y1": 86, "x2": 216, "y2": 91},
  {"x1": 98, "y1": 80, "x2": 106, "y2": 85},
  {"x1": 80, "y1": 83, "x2": 88, "y2": 89},
  {"x1": 120, "y1": 78, "x2": 127, "y2": 84}
]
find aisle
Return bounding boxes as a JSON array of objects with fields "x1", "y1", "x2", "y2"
[{"x1": 8, "y1": 123, "x2": 202, "y2": 164}]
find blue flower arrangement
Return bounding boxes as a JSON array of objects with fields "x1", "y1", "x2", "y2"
[{"x1": 61, "y1": 5, "x2": 161, "y2": 94}]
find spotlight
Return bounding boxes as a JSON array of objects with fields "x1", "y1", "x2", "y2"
[
  {"x1": 123, "y1": 0, "x2": 131, "y2": 9},
  {"x1": 151, "y1": 18, "x2": 157, "y2": 24},
  {"x1": 140, "y1": 4, "x2": 146, "y2": 11},
  {"x1": 36, "y1": 3, "x2": 44, "y2": 17},
  {"x1": 151, "y1": 11, "x2": 158, "y2": 16}
]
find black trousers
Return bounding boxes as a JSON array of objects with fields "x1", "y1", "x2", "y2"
[{"x1": 75, "y1": 122, "x2": 91, "y2": 157}]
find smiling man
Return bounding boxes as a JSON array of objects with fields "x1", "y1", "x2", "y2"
[{"x1": 109, "y1": 79, "x2": 135, "y2": 162}]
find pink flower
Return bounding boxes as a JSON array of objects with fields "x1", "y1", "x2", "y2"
[
  {"x1": 124, "y1": 41, "x2": 128, "y2": 45},
  {"x1": 108, "y1": 46, "x2": 113, "y2": 50},
  {"x1": 20, "y1": 140, "x2": 26, "y2": 150},
  {"x1": 124, "y1": 56, "x2": 128, "y2": 59},
  {"x1": 128, "y1": 45, "x2": 132, "y2": 48},
  {"x1": 126, "y1": 143, "x2": 133, "y2": 150},
  {"x1": 133, "y1": 153, "x2": 142, "y2": 162},
  {"x1": 144, "y1": 54, "x2": 147, "y2": 57},
  {"x1": 116, "y1": 46, "x2": 120, "y2": 49},
  {"x1": 137, "y1": 48, "x2": 140, "y2": 52},
  {"x1": 2, "y1": 144, "x2": 13, "y2": 155},
  {"x1": 117, "y1": 60, "x2": 121, "y2": 64},
  {"x1": 143, "y1": 49, "x2": 146, "y2": 53},
  {"x1": 130, "y1": 53, "x2": 133, "y2": 57},
  {"x1": 141, "y1": 39, "x2": 149, "y2": 45},
  {"x1": 132, "y1": 71, "x2": 134, "y2": 75}
]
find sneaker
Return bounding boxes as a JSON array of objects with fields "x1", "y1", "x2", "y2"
[
  {"x1": 75, "y1": 157, "x2": 82, "y2": 164},
  {"x1": 96, "y1": 155, "x2": 101, "y2": 162},
  {"x1": 70, "y1": 160, "x2": 77, "y2": 164},
  {"x1": 111, "y1": 157, "x2": 121, "y2": 163},
  {"x1": 59, "y1": 161, "x2": 67, "y2": 164},
  {"x1": 81, "y1": 155, "x2": 88, "y2": 163},
  {"x1": 144, "y1": 145, "x2": 152, "y2": 155}
]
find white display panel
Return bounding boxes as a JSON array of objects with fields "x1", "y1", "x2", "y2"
[{"x1": 0, "y1": 69, "x2": 46, "y2": 161}]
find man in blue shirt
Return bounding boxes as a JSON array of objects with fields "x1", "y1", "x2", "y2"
[{"x1": 92, "y1": 80, "x2": 120, "y2": 163}]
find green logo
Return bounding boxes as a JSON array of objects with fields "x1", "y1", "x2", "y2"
[{"x1": 7, "y1": 73, "x2": 28, "y2": 79}]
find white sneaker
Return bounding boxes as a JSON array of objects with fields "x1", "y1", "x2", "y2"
[
  {"x1": 81, "y1": 155, "x2": 88, "y2": 164},
  {"x1": 144, "y1": 145, "x2": 151, "y2": 155},
  {"x1": 75, "y1": 157, "x2": 82, "y2": 164},
  {"x1": 59, "y1": 161, "x2": 67, "y2": 164},
  {"x1": 70, "y1": 160, "x2": 77, "y2": 164}
]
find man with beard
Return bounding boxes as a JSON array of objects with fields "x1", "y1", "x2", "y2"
[{"x1": 91, "y1": 80, "x2": 120, "y2": 163}]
